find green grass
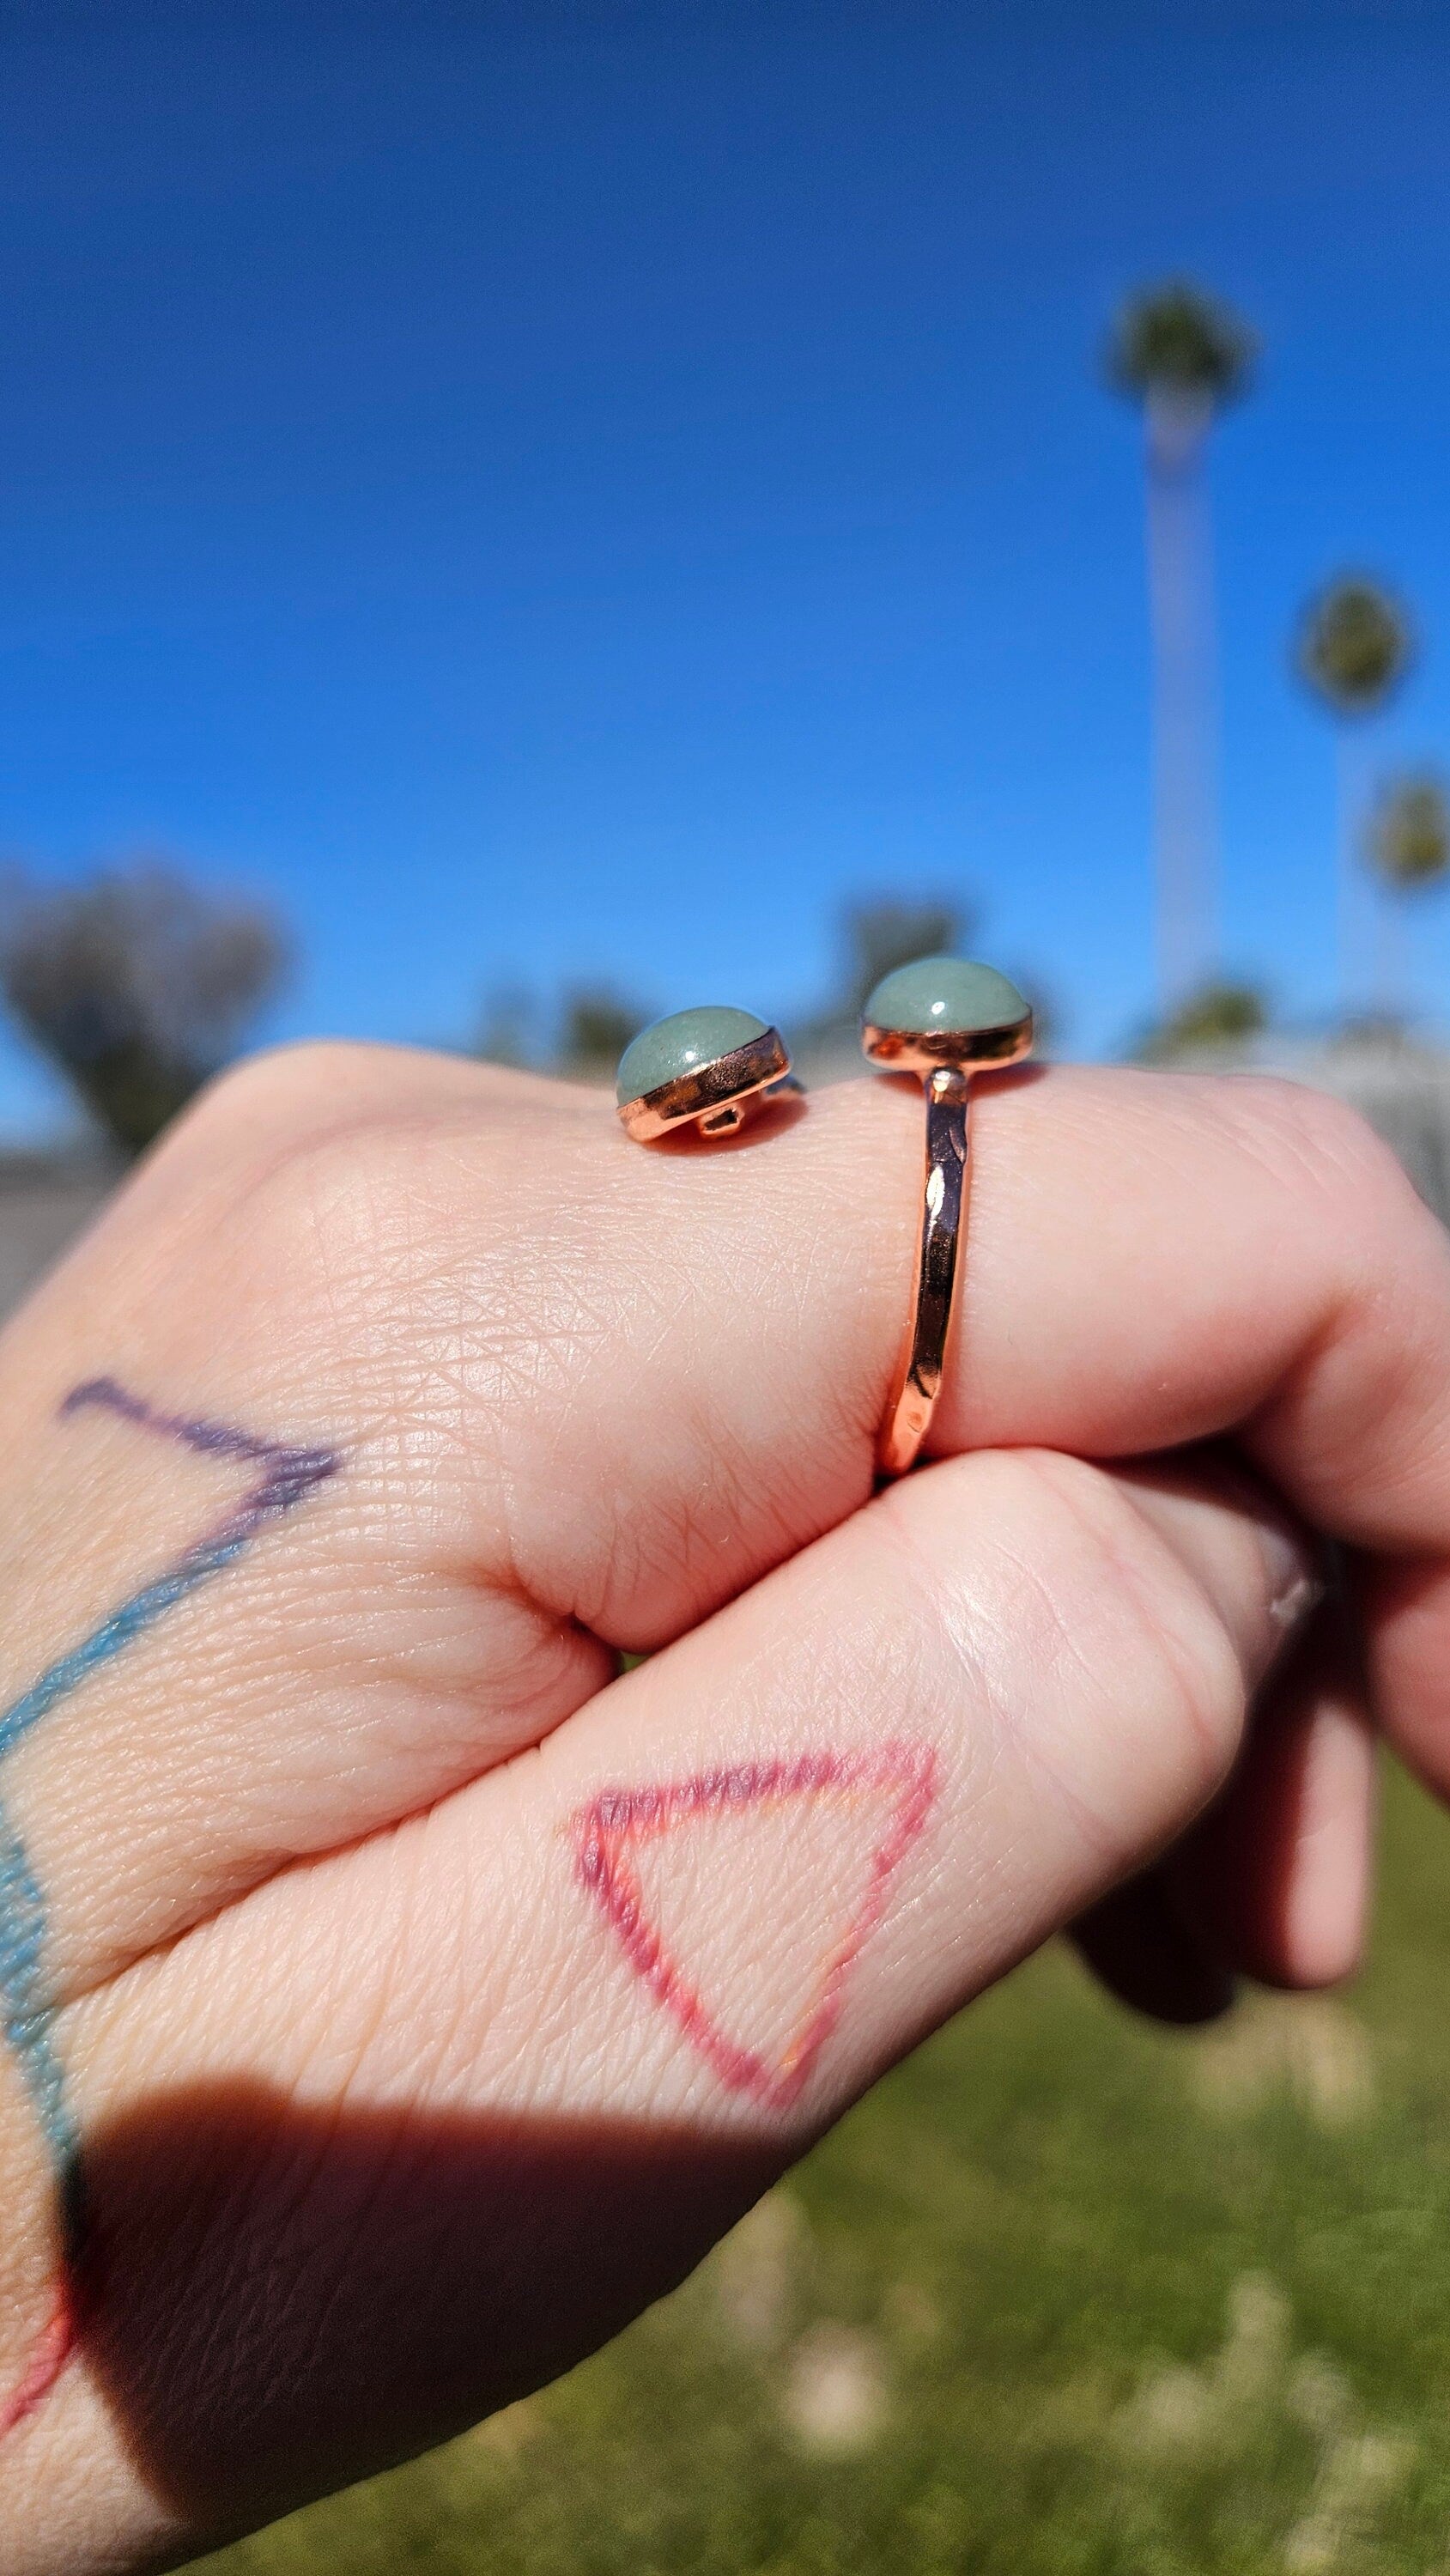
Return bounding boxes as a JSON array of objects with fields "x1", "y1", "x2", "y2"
[{"x1": 202, "y1": 1763, "x2": 1450, "y2": 2576}]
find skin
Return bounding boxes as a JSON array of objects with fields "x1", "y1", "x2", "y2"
[{"x1": 0, "y1": 1045, "x2": 1443, "y2": 2567}]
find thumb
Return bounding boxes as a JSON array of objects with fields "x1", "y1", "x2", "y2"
[{"x1": 47, "y1": 1445, "x2": 1319, "y2": 2563}]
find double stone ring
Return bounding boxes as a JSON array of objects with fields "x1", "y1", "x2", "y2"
[{"x1": 616, "y1": 958, "x2": 1033, "y2": 1478}]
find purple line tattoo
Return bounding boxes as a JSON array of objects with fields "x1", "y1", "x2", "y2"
[{"x1": 0, "y1": 1378, "x2": 340, "y2": 2439}]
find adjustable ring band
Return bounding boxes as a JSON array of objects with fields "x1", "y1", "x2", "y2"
[
  {"x1": 876, "y1": 1062, "x2": 972, "y2": 1479},
  {"x1": 862, "y1": 958, "x2": 1034, "y2": 1479}
]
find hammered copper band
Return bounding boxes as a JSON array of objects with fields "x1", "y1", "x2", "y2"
[
  {"x1": 617, "y1": 1028, "x2": 791, "y2": 1141},
  {"x1": 865, "y1": 1004, "x2": 1033, "y2": 1478},
  {"x1": 876, "y1": 1066, "x2": 973, "y2": 1479}
]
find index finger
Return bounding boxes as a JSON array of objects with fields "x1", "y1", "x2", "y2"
[
  {"x1": 1, "y1": 1045, "x2": 1447, "y2": 2002},
  {"x1": 935, "y1": 1063, "x2": 1450, "y2": 1798},
  {"x1": 955, "y1": 1064, "x2": 1450, "y2": 1527},
  {"x1": 22, "y1": 1045, "x2": 1450, "y2": 1596}
]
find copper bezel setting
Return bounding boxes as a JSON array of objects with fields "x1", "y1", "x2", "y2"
[
  {"x1": 617, "y1": 1026, "x2": 792, "y2": 1141},
  {"x1": 861, "y1": 1012, "x2": 1034, "y2": 1076}
]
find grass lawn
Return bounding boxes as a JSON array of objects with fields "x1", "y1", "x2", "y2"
[{"x1": 201, "y1": 1760, "x2": 1450, "y2": 2576}]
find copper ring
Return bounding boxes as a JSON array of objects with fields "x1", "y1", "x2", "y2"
[{"x1": 863, "y1": 983, "x2": 1034, "y2": 1479}]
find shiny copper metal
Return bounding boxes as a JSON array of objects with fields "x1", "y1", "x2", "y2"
[
  {"x1": 870, "y1": 1011, "x2": 1033, "y2": 1479},
  {"x1": 861, "y1": 1013, "x2": 1034, "y2": 1075},
  {"x1": 618, "y1": 1027, "x2": 792, "y2": 1141}
]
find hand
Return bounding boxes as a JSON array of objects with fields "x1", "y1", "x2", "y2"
[{"x1": 0, "y1": 1047, "x2": 1444, "y2": 2572}]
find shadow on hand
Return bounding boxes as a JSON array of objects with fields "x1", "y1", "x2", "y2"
[{"x1": 74, "y1": 2080, "x2": 777, "y2": 2540}]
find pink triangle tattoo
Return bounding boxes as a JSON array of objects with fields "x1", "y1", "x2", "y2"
[{"x1": 569, "y1": 1743, "x2": 937, "y2": 2111}]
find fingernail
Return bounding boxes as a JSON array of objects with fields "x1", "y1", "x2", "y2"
[{"x1": 1259, "y1": 1524, "x2": 1326, "y2": 1637}]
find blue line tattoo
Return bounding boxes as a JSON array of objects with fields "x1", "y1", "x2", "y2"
[{"x1": 0, "y1": 1380, "x2": 340, "y2": 2174}]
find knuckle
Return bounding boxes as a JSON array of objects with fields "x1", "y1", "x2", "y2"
[
  {"x1": 154, "y1": 1048, "x2": 444, "y2": 1313},
  {"x1": 179, "y1": 1038, "x2": 387, "y2": 1140},
  {"x1": 180, "y1": 1041, "x2": 543, "y2": 1177},
  {"x1": 1218, "y1": 1072, "x2": 1414, "y2": 1217},
  {"x1": 175, "y1": 1052, "x2": 566, "y2": 1349}
]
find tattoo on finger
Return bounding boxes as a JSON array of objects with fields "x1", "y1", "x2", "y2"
[
  {"x1": 0, "y1": 1378, "x2": 340, "y2": 2441},
  {"x1": 569, "y1": 1743, "x2": 937, "y2": 2111}
]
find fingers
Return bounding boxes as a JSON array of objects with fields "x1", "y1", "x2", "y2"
[
  {"x1": 21, "y1": 1047, "x2": 1450, "y2": 1625},
  {"x1": 944, "y1": 1069, "x2": 1450, "y2": 1546},
  {"x1": 1359, "y1": 1551, "x2": 1450, "y2": 1806},
  {"x1": 1075, "y1": 1607, "x2": 1375, "y2": 2020},
  {"x1": 1169, "y1": 1607, "x2": 1376, "y2": 1992},
  {"x1": 1066, "y1": 1448, "x2": 1359, "y2": 2023},
  {"x1": 1071, "y1": 1874, "x2": 1237, "y2": 2026},
  {"x1": 34, "y1": 1445, "x2": 1324, "y2": 2563},
  {"x1": 1078, "y1": 1451, "x2": 1374, "y2": 2006},
  {"x1": 0, "y1": 1050, "x2": 1444, "y2": 2015}
]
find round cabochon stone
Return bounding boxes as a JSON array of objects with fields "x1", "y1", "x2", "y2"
[
  {"x1": 616, "y1": 1005, "x2": 770, "y2": 1106},
  {"x1": 864, "y1": 956, "x2": 1029, "y2": 1038}
]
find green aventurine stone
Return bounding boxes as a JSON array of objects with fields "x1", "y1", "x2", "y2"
[
  {"x1": 616, "y1": 1005, "x2": 770, "y2": 1106},
  {"x1": 863, "y1": 955, "x2": 1029, "y2": 1037}
]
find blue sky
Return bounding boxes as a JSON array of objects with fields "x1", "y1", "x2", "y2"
[{"x1": 4, "y1": 0, "x2": 1450, "y2": 1133}]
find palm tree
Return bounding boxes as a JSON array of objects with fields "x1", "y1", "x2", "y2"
[
  {"x1": 1364, "y1": 769, "x2": 1449, "y2": 1021},
  {"x1": 1297, "y1": 578, "x2": 1415, "y2": 1018},
  {"x1": 1107, "y1": 282, "x2": 1257, "y2": 1010},
  {"x1": 1140, "y1": 976, "x2": 1267, "y2": 1062}
]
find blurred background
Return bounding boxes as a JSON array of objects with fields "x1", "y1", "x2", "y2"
[{"x1": 10, "y1": 3, "x2": 1450, "y2": 2570}]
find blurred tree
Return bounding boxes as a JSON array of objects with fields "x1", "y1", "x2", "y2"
[
  {"x1": 1139, "y1": 975, "x2": 1267, "y2": 1062},
  {"x1": 838, "y1": 899, "x2": 964, "y2": 1020},
  {"x1": 1369, "y1": 772, "x2": 1450, "y2": 889},
  {"x1": 1296, "y1": 577, "x2": 1415, "y2": 1018},
  {"x1": 0, "y1": 863, "x2": 287, "y2": 1156},
  {"x1": 792, "y1": 896, "x2": 1056, "y2": 1061},
  {"x1": 1107, "y1": 281, "x2": 1257, "y2": 1010},
  {"x1": 790, "y1": 896, "x2": 965, "y2": 1058},
  {"x1": 475, "y1": 982, "x2": 539, "y2": 1070},
  {"x1": 1364, "y1": 769, "x2": 1450, "y2": 1018},
  {"x1": 1299, "y1": 580, "x2": 1413, "y2": 714},
  {"x1": 557, "y1": 986, "x2": 649, "y2": 1082}
]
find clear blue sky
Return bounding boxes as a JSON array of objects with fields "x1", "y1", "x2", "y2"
[{"x1": 5, "y1": 0, "x2": 1450, "y2": 1133}]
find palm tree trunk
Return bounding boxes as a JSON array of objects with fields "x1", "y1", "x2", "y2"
[
  {"x1": 1144, "y1": 390, "x2": 1219, "y2": 1008},
  {"x1": 1374, "y1": 881, "x2": 1408, "y2": 1023},
  {"x1": 1335, "y1": 726, "x2": 1369, "y2": 1020}
]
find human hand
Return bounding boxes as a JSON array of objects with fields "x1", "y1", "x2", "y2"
[{"x1": 0, "y1": 1046, "x2": 1444, "y2": 2570}]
